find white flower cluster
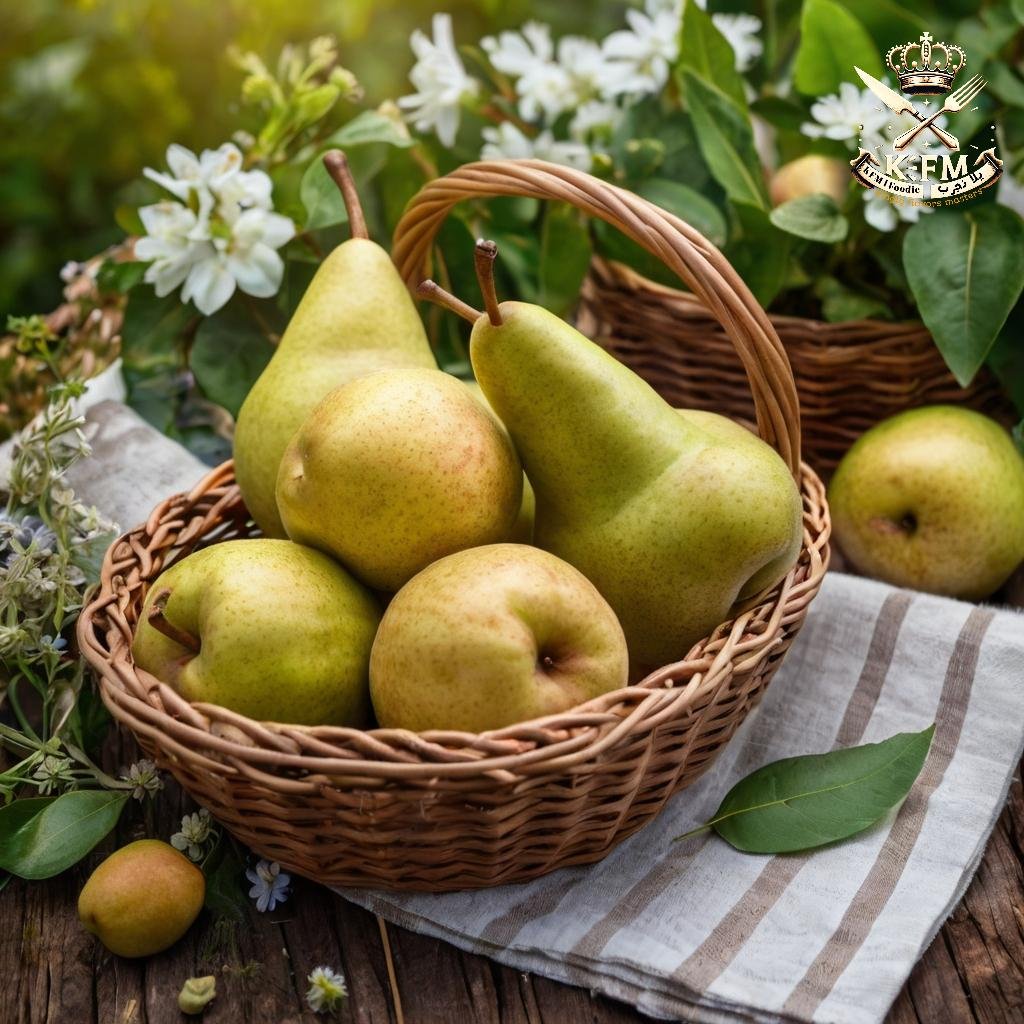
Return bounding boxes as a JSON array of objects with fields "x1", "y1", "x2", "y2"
[
  {"x1": 136, "y1": 143, "x2": 295, "y2": 315},
  {"x1": 801, "y1": 81, "x2": 941, "y2": 232},
  {"x1": 400, "y1": 1, "x2": 762, "y2": 167}
]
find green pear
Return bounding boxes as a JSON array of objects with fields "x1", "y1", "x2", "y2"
[
  {"x1": 829, "y1": 406, "x2": 1024, "y2": 598},
  {"x1": 233, "y1": 151, "x2": 436, "y2": 536},
  {"x1": 276, "y1": 368, "x2": 523, "y2": 591},
  {"x1": 370, "y1": 543, "x2": 629, "y2": 732},
  {"x1": 462, "y1": 377, "x2": 535, "y2": 542},
  {"x1": 469, "y1": 301, "x2": 803, "y2": 679},
  {"x1": 78, "y1": 840, "x2": 205, "y2": 957},
  {"x1": 132, "y1": 539, "x2": 379, "y2": 725}
]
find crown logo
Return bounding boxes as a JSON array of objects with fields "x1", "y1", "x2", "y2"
[{"x1": 886, "y1": 31, "x2": 966, "y2": 95}]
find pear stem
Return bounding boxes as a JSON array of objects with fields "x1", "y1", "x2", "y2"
[
  {"x1": 322, "y1": 149, "x2": 368, "y2": 240},
  {"x1": 416, "y1": 279, "x2": 482, "y2": 325},
  {"x1": 474, "y1": 239, "x2": 503, "y2": 327},
  {"x1": 147, "y1": 588, "x2": 200, "y2": 653}
]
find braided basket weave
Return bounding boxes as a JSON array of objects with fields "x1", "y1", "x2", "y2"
[
  {"x1": 78, "y1": 160, "x2": 830, "y2": 892},
  {"x1": 577, "y1": 258, "x2": 1015, "y2": 475}
]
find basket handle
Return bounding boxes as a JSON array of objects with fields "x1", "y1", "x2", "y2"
[{"x1": 391, "y1": 158, "x2": 802, "y2": 476}]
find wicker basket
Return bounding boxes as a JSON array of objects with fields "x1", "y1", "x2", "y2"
[
  {"x1": 577, "y1": 257, "x2": 1015, "y2": 474},
  {"x1": 77, "y1": 160, "x2": 830, "y2": 893}
]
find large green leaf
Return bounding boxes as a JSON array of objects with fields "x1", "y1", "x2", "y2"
[
  {"x1": 794, "y1": 0, "x2": 882, "y2": 96},
  {"x1": 538, "y1": 205, "x2": 592, "y2": 319},
  {"x1": 770, "y1": 194, "x2": 848, "y2": 243},
  {"x1": 904, "y1": 206, "x2": 1024, "y2": 386},
  {"x1": 681, "y1": 726, "x2": 934, "y2": 854},
  {"x1": 676, "y1": 1, "x2": 747, "y2": 108},
  {"x1": 0, "y1": 790, "x2": 128, "y2": 879},
  {"x1": 327, "y1": 110, "x2": 416, "y2": 150},
  {"x1": 683, "y1": 71, "x2": 767, "y2": 211},
  {"x1": 639, "y1": 179, "x2": 728, "y2": 248},
  {"x1": 190, "y1": 302, "x2": 278, "y2": 417}
]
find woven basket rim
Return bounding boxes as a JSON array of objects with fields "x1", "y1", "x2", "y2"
[
  {"x1": 589, "y1": 255, "x2": 930, "y2": 334},
  {"x1": 78, "y1": 459, "x2": 829, "y2": 783}
]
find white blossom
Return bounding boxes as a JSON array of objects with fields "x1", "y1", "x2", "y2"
[
  {"x1": 136, "y1": 145, "x2": 295, "y2": 316},
  {"x1": 398, "y1": 13, "x2": 478, "y2": 147},
  {"x1": 569, "y1": 100, "x2": 624, "y2": 142},
  {"x1": 601, "y1": 7, "x2": 681, "y2": 97},
  {"x1": 306, "y1": 966, "x2": 348, "y2": 1013},
  {"x1": 483, "y1": 24, "x2": 613, "y2": 123},
  {"x1": 481, "y1": 122, "x2": 592, "y2": 169},
  {"x1": 713, "y1": 14, "x2": 763, "y2": 72},
  {"x1": 181, "y1": 207, "x2": 295, "y2": 316},
  {"x1": 862, "y1": 190, "x2": 929, "y2": 231},
  {"x1": 122, "y1": 759, "x2": 163, "y2": 801},
  {"x1": 801, "y1": 82, "x2": 888, "y2": 142},
  {"x1": 170, "y1": 808, "x2": 214, "y2": 860},
  {"x1": 135, "y1": 202, "x2": 206, "y2": 299}
]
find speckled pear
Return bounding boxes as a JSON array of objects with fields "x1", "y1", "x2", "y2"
[
  {"x1": 233, "y1": 151, "x2": 435, "y2": 535},
  {"x1": 132, "y1": 539, "x2": 380, "y2": 725},
  {"x1": 276, "y1": 368, "x2": 523, "y2": 592},
  {"x1": 459, "y1": 250, "x2": 803, "y2": 679}
]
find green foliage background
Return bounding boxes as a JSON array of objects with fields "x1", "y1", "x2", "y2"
[{"x1": 0, "y1": 0, "x2": 625, "y2": 317}]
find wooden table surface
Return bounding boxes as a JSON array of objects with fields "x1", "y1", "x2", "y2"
[{"x1": 4, "y1": 726, "x2": 1023, "y2": 1024}]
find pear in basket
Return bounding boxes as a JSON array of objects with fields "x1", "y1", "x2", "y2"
[
  {"x1": 233, "y1": 150, "x2": 436, "y2": 536},
  {"x1": 421, "y1": 241, "x2": 803, "y2": 679},
  {"x1": 275, "y1": 367, "x2": 522, "y2": 591},
  {"x1": 132, "y1": 539, "x2": 380, "y2": 725}
]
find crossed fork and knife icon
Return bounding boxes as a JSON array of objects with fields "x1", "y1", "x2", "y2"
[{"x1": 854, "y1": 66, "x2": 987, "y2": 152}]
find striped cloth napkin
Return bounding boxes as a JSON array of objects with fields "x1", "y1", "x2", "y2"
[{"x1": 344, "y1": 573, "x2": 1024, "y2": 1024}]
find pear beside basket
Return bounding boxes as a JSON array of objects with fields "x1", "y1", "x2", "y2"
[{"x1": 77, "y1": 160, "x2": 831, "y2": 892}]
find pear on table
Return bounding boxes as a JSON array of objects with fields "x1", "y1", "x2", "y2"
[
  {"x1": 233, "y1": 149, "x2": 436, "y2": 536},
  {"x1": 420, "y1": 241, "x2": 804, "y2": 679}
]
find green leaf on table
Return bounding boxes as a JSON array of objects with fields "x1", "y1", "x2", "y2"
[
  {"x1": 679, "y1": 725, "x2": 934, "y2": 854},
  {"x1": 538, "y1": 205, "x2": 592, "y2": 318},
  {"x1": 683, "y1": 71, "x2": 767, "y2": 211},
  {"x1": 676, "y1": 1, "x2": 747, "y2": 108},
  {"x1": 794, "y1": 0, "x2": 882, "y2": 95},
  {"x1": 770, "y1": 194, "x2": 848, "y2": 243},
  {"x1": 190, "y1": 302, "x2": 279, "y2": 417},
  {"x1": 0, "y1": 790, "x2": 128, "y2": 879},
  {"x1": 903, "y1": 205, "x2": 1024, "y2": 386},
  {"x1": 639, "y1": 179, "x2": 728, "y2": 248}
]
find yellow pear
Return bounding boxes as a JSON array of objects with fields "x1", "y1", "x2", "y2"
[
  {"x1": 233, "y1": 150, "x2": 436, "y2": 535},
  {"x1": 132, "y1": 539, "x2": 380, "y2": 725},
  {"x1": 370, "y1": 544, "x2": 629, "y2": 732},
  {"x1": 277, "y1": 368, "x2": 523, "y2": 591},
  {"x1": 78, "y1": 840, "x2": 205, "y2": 957}
]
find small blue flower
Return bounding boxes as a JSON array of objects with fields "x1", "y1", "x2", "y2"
[{"x1": 246, "y1": 859, "x2": 290, "y2": 912}]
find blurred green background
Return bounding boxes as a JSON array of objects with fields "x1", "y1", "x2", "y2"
[{"x1": 0, "y1": 0, "x2": 628, "y2": 318}]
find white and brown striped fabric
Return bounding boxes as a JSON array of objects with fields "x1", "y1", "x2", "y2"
[{"x1": 344, "y1": 574, "x2": 1024, "y2": 1024}]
